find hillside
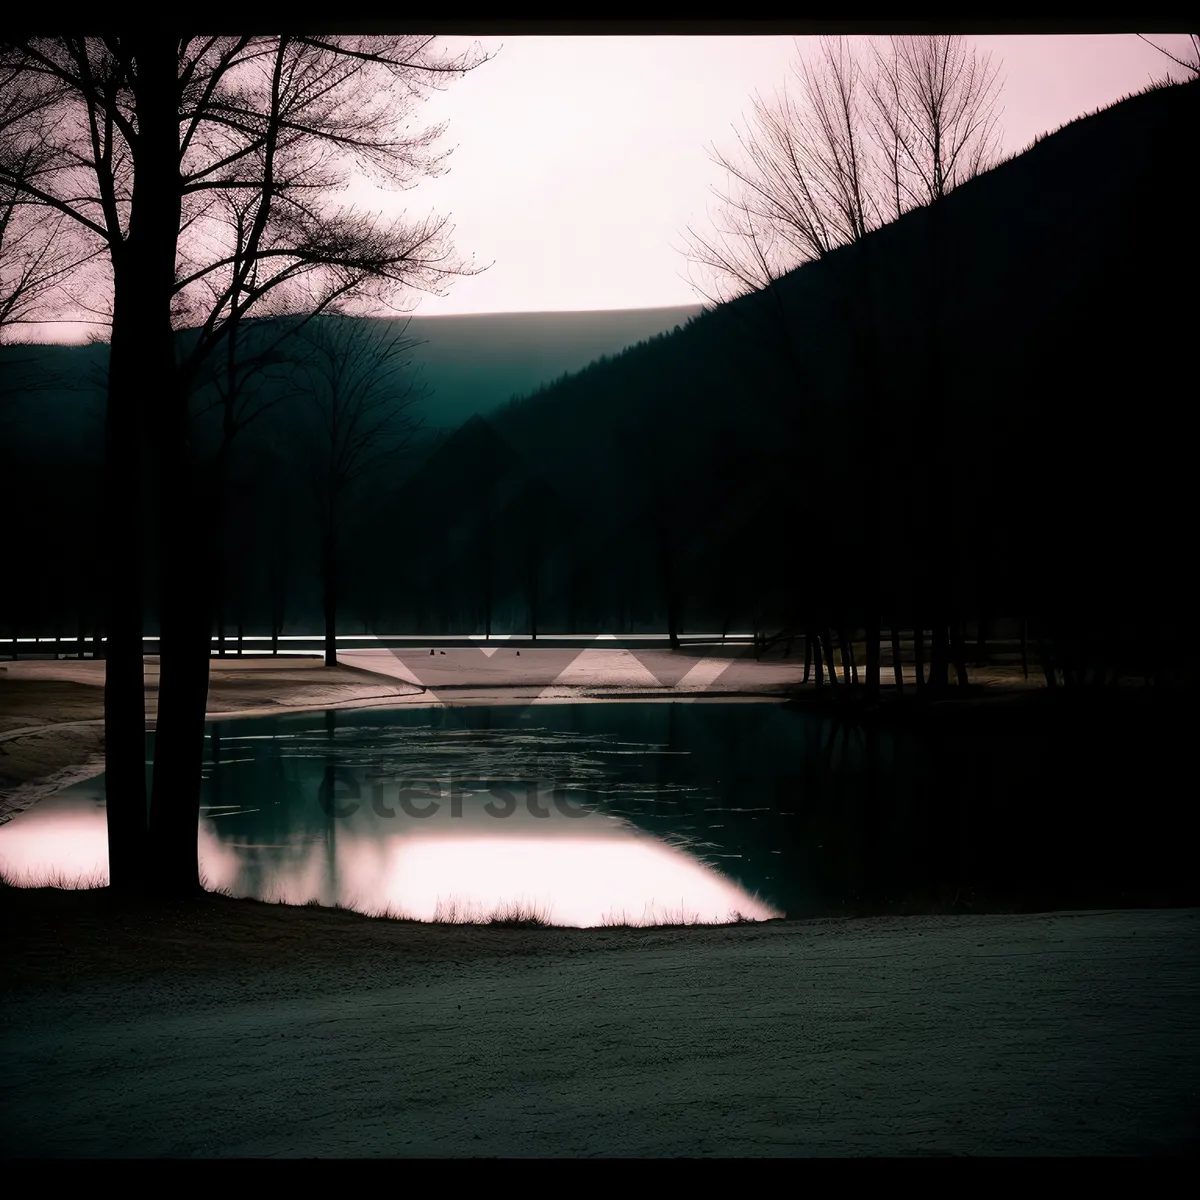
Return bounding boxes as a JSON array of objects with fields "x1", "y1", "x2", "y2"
[
  {"x1": 406, "y1": 79, "x2": 1197, "y2": 646},
  {"x1": 0, "y1": 303, "x2": 702, "y2": 455},
  {"x1": 399, "y1": 305, "x2": 702, "y2": 431}
]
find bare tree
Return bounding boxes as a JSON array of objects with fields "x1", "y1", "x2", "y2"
[
  {"x1": 292, "y1": 316, "x2": 427, "y2": 667},
  {"x1": 697, "y1": 37, "x2": 879, "y2": 275},
  {"x1": 0, "y1": 63, "x2": 102, "y2": 421},
  {"x1": 868, "y1": 35, "x2": 1002, "y2": 693},
  {"x1": 0, "y1": 62, "x2": 76, "y2": 342},
  {"x1": 1136, "y1": 33, "x2": 1200, "y2": 82},
  {"x1": 680, "y1": 36, "x2": 888, "y2": 697},
  {"x1": 866, "y1": 35, "x2": 1003, "y2": 214},
  {"x1": 0, "y1": 207, "x2": 84, "y2": 345},
  {"x1": 681, "y1": 35, "x2": 1005, "y2": 703},
  {"x1": 0, "y1": 35, "x2": 488, "y2": 893}
]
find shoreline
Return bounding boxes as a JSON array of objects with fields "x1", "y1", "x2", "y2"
[
  {"x1": 0, "y1": 648, "x2": 1156, "y2": 826},
  {"x1": 4, "y1": 879, "x2": 1196, "y2": 995}
]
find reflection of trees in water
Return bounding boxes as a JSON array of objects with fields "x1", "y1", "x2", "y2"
[
  {"x1": 191, "y1": 700, "x2": 1194, "y2": 918},
  {"x1": 323, "y1": 708, "x2": 339, "y2": 907},
  {"x1": 201, "y1": 716, "x2": 337, "y2": 900}
]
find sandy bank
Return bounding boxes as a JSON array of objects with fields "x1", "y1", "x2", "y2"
[
  {"x1": 0, "y1": 647, "x2": 1041, "y2": 823},
  {"x1": 0, "y1": 655, "x2": 429, "y2": 821}
]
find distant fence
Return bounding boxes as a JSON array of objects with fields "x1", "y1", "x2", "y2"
[
  {"x1": 3, "y1": 632, "x2": 764, "y2": 659},
  {"x1": 2, "y1": 631, "x2": 1034, "y2": 662}
]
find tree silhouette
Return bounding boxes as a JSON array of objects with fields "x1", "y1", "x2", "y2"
[
  {"x1": 681, "y1": 37, "x2": 886, "y2": 693},
  {"x1": 0, "y1": 35, "x2": 488, "y2": 893},
  {"x1": 681, "y1": 34, "x2": 1005, "y2": 701},
  {"x1": 866, "y1": 35, "x2": 1003, "y2": 214},
  {"x1": 290, "y1": 316, "x2": 427, "y2": 667},
  {"x1": 0, "y1": 62, "x2": 98, "y2": 347},
  {"x1": 1136, "y1": 33, "x2": 1199, "y2": 82},
  {"x1": 868, "y1": 35, "x2": 1002, "y2": 693}
]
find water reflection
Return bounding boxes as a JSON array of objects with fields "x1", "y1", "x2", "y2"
[
  {"x1": 3, "y1": 699, "x2": 1192, "y2": 920},
  {"x1": 0, "y1": 704, "x2": 783, "y2": 926}
]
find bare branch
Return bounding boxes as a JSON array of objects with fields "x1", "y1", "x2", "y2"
[
  {"x1": 0, "y1": 35, "x2": 492, "y2": 346},
  {"x1": 1136, "y1": 33, "x2": 1200, "y2": 80}
]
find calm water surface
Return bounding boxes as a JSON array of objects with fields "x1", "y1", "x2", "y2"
[{"x1": 1, "y1": 700, "x2": 1191, "y2": 923}]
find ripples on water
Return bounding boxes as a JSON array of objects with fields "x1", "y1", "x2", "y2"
[
  {"x1": 6, "y1": 697, "x2": 1184, "y2": 922},
  {"x1": 0, "y1": 707, "x2": 786, "y2": 927}
]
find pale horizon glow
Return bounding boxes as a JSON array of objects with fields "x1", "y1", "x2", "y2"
[{"x1": 15, "y1": 33, "x2": 1195, "y2": 344}]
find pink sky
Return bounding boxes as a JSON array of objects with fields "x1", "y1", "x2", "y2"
[
  {"x1": 22, "y1": 33, "x2": 1196, "y2": 340},
  {"x1": 403, "y1": 33, "x2": 1196, "y2": 316}
]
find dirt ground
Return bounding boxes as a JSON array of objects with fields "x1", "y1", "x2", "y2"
[{"x1": 1, "y1": 888, "x2": 1196, "y2": 1156}]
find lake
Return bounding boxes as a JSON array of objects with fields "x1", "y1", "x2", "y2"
[{"x1": 1, "y1": 699, "x2": 1193, "y2": 923}]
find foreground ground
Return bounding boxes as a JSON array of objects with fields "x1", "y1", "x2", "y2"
[{"x1": 1, "y1": 888, "x2": 1197, "y2": 1156}]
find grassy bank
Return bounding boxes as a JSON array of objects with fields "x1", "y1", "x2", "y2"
[{"x1": 4, "y1": 871, "x2": 1194, "y2": 998}]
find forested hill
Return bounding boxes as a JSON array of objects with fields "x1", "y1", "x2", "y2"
[
  {"x1": 438, "y1": 78, "x2": 1193, "y2": 651},
  {"x1": 491, "y1": 78, "x2": 1194, "y2": 477},
  {"x1": 0, "y1": 302, "x2": 703, "y2": 456}
]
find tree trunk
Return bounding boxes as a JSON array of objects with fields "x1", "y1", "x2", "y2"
[
  {"x1": 214, "y1": 511, "x2": 227, "y2": 658},
  {"x1": 923, "y1": 200, "x2": 952, "y2": 701},
  {"x1": 858, "y1": 255, "x2": 883, "y2": 704},
  {"x1": 323, "y1": 529, "x2": 337, "y2": 669},
  {"x1": 235, "y1": 565, "x2": 244, "y2": 657},
  {"x1": 890, "y1": 627, "x2": 904, "y2": 692},
  {"x1": 837, "y1": 627, "x2": 853, "y2": 687},
  {"x1": 913, "y1": 626, "x2": 926, "y2": 692},
  {"x1": 812, "y1": 626, "x2": 825, "y2": 688},
  {"x1": 1037, "y1": 626, "x2": 1059, "y2": 689},
  {"x1": 528, "y1": 539, "x2": 539, "y2": 641},
  {"x1": 269, "y1": 551, "x2": 286, "y2": 656},
  {"x1": 481, "y1": 521, "x2": 492, "y2": 640},
  {"x1": 929, "y1": 622, "x2": 950, "y2": 693},
  {"x1": 146, "y1": 408, "x2": 213, "y2": 898},
  {"x1": 950, "y1": 620, "x2": 970, "y2": 688},
  {"x1": 102, "y1": 272, "x2": 152, "y2": 893},
  {"x1": 802, "y1": 632, "x2": 813, "y2": 683},
  {"x1": 864, "y1": 617, "x2": 880, "y2": 701},
  {"x1": 137, "y1": 37, "x2": 210, "y2": 898},
  {"x1": 661, "y1": 540, "x2": 680, "y2": 651},
  {"x1": 824, "y1": 630, "x2": 840, "y2": 690}
]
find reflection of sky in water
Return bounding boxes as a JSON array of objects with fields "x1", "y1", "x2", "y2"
[
  {"x1": 2, "y1": 700, "x2": 1169, "y2": 920},
  {"x1": 0, "y1": 715, "x2": 782, "y2": 927}
]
